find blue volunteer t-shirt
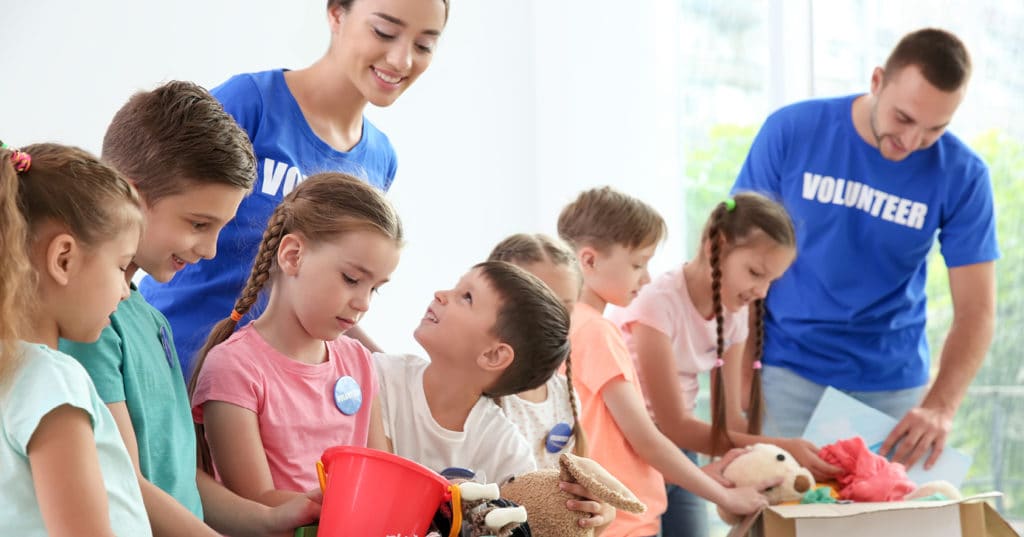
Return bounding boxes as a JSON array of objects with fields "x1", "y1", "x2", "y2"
[
  {"x1": 733, "y1": 94, "x2": 998, "y2": 391},
  {"x1": 139, "y1": 69, "x2": 397, "y2": 375}
]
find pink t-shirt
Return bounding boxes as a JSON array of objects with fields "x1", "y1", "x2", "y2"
[
  {"x1": 191, "y1": 323, "x2": 377, "y2": 493},
  {"x1": 608, "y1": 266, "x2": 748, "y2": 412},
  {"x1": 569, "y1": 302, "x2": 667, "y2": 537}
]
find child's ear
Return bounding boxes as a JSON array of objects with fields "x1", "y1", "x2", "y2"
[
  {"x1": 277, "y1": 233, "x2": 304, "y2": 276},
  {"x1": 44, "y1": 233, "x2": 79, "y2": 287},
  {"x1": 578, "y1": 246, "x2": 599, "y2": 273},
  {"x1": 478, "y1": 342, "x2": 514, "y2": 372}
]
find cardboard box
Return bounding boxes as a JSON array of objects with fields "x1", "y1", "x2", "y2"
[{"x1": 726, "y1": 492, "x2": 1019, "y2": 537}]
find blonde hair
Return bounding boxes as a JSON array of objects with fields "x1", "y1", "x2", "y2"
[
  {"x1": 488, "y1": 233, "x2": 588, "y2": 456},
  {"x1": 0, "y1": 143, "x2": 142, "y2": 384},
  {"x1": 557, "y1": 186, "x2": 667, "y2": 252}
]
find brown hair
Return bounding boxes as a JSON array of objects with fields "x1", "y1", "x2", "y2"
[
  {"x1": 102, "y1": 80, "x2": 256, "y2": 204},
  {"x1": 488, "y1": 234, "x2": 587, "y2": 456},
  {"x1": 476, "y1": 261, "x2": 571, "y2": 401},
  {"x1": 704, "y1": 192, "x2": 794, "y2": 454},
  {"x1": 1, "y1": 143, "x2": 142, "y2": 384},
  {"x1": 190, "y1": 172, "x2": 402, "y2": 474},
  {"x1": 557, "y1": 186, "x2": 667, "y2": 253},
  {"x1": 328, "y1": 0, "x2": 450, "y2": 23},
  {"x1": 883, "y1": 28, "x2": 971, "y2": 92}
]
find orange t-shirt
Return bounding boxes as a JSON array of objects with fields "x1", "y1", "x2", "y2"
[{"x1": 568, "y1": 302, "x2": 667, "y2": 537}]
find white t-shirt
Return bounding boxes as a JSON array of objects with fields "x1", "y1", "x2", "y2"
[
  {"x1": 607, "y1": 265, "x2": 749, "y2": 412},
  {"x1": 373, "y1": 353, "x2": 536, "y2": 483},
  {"x1": 498, "y1": 373, "x2": 580, "y2": 469}
]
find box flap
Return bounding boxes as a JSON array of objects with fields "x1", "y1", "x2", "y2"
[
  {"x1": 983, "y1": 503, "x2": 1021, "y2": 537},
  {"x1": 768, "y1": 492, "x2": 1004, "y2": 520}
]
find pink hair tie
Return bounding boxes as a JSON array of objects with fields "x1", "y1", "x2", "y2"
[
  {"x1": 752, "y1": 360, "x2": 763, "y2": 370},
  {"x1": 4, "y1": 142, "x2": 31, "y2": 173},
  {"x1": 714, "y1": 359, "x2": 724, "y2": 368}
]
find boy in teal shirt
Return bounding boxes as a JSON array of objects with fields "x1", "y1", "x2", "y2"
[{"x1": 61, "y1": 81, "x2": 320, "y2": 537}]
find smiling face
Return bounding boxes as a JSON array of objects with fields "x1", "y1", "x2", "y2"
[
  {"x1": 868, "y1": 64, "x2": 965, "y2": 161},
  {"x1": 134, "y1": 182, "x2": 247, "y2": 282},
  {"x1": 280, "y1": 229, "x2": 400, "y2": 342},
  {"x1": 414, "y1": 267, "x2": 503, "y2": 363},
  {"x1": 714, "y1": 233, "x2": 795, "y2": 313},
  {"x1": 328, "y1": 0, "x2": 447, "y2": 107}
]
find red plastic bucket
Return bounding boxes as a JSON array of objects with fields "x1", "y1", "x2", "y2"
[{"x1": 316, "y1": 446, "x2": 462, "y2": 537}]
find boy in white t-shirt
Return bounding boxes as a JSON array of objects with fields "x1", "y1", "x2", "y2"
[
  {"x1": 374, "y1": 261, "x2": 568, "y2": 483},
  {"x1": 374, "y1": 261, "x2": 613, "y2": 532}
]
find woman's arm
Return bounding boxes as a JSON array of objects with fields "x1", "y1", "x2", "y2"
[
  {"x1": 202, "y1": 401, "x2": 304, "y2": 507},
  {"x1": 29, "y1": 405, "x2": 117, "y2": 537}
]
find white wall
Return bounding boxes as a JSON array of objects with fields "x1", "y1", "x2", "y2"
[{"x1": 1, "y1": 1, "x2": 684, "y2": 354}]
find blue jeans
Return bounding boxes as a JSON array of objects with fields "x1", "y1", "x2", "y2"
[
  {"x1": 659, "y1": 449, "x2": 708, "y2": 537},
  {"x1": 761, "y1": 365, "x2": 928, "y2": 438}
]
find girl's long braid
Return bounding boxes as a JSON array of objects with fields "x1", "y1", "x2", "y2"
[
  {"x1": 747, "y1": 298, "x2": 766, "y2": 435},
  {"x1": 708, "y1": 203, "x2": 732, "y2": 455},
  {"x1": 190, "y1": 208, "x2": 289, "y2": 474},
  {"x1": 563, "y1": 353, "x2": 589, "y2": 456}
]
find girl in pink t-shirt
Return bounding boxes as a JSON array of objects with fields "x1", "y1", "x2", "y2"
[
  {"x1": 189, "y1": 173, "x2": 402, "y2": 506},
  {"x1": 610, "y1": 193, "x2": 839, "y2": 536}
]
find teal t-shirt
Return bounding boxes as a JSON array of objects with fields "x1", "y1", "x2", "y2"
[
  {"x1": 0, "y1": 342, "x2": 152, "y2": 536},
  {"x1": 60, "y1": 287, "x2": 203, "y2": 518}
]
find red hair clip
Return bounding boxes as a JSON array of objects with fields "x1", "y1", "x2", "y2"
[
  {"x1": 10, "y1": 150, "x2": 31, "y2": 172},
  {"x1": 2, "y1": 141, "x2": 31, "y2": 173}
]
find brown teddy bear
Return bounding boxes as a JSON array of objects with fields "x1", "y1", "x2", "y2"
[
  {"x1": 499, "y1": 453, "x2": 647, "y2": 537},
  {"x1": 717, "y1": 443, "x2": 816, "y2": 525}
]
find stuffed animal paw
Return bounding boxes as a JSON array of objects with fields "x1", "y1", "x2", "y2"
[
  {"x1": 458, "y1": 482, "x2": 528, "y2": 537},
  {"x1": 500, "y1": 453, "x2": 646, "y2": 537}
]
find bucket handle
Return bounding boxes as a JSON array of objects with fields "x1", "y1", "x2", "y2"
[
  {"x1": 316, "y1": 460, "x2": 327, "y2": 493},
  {"x1": 316, "y1": 459, "x2": 463, "y2": 537},
  {"x1": 447, "y1": 484, "x2": 462, "y2": 537}
]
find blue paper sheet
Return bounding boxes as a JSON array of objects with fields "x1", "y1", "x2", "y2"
[{"x1": 801, "y1": 386, "x2": 972, "y2": 488}]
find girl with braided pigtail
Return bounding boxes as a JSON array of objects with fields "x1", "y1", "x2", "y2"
[
  {"x1": 610, "y1": 192, "x2": 839, "y2": 536},
  {"x1": 189, "y1": 172, "x2": 403, "y2": 507},
  {"x1": 488, "y1": 234, "x2": 589, "y2": 464}
]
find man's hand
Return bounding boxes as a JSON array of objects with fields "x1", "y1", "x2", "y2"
[{"x1": 880, "y1": 405, "x2": 954, "y2": 470}]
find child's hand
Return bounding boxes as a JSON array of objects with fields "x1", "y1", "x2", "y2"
[
  {"x1": 265, "y1": 487, "x2": 322, "y2": 537},
  {"x1": 559, "y1": 481, "x2": 616, "y2": 529},
  {"x1": 701, "y1": 447, "x2": 751, "y2": 487},
  {"x1": 775, "y1": 437, "x2": 841, "y2": 481},
  {"x1": 720, "y1": 484, "x2": 771, "y2": 517}
]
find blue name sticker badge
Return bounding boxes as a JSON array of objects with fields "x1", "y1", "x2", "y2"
[
  {"x1": 333, "y1": 375, "x2": 363, "y2": 415},
  {"x1": 545, "y1": 422, "x2": 573, "y2": 454},
  {"x1": 158, "y1": 326, "x2": 175, "y2": 369}
]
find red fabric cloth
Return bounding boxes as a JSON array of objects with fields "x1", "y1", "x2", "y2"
[{"x1": 818, "y1": 437, "x2": 917, "y2": 502}]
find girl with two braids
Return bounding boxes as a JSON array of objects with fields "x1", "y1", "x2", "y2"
[{"x1": 610, "y1": 192, "x2": 838, "y2": 536}]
